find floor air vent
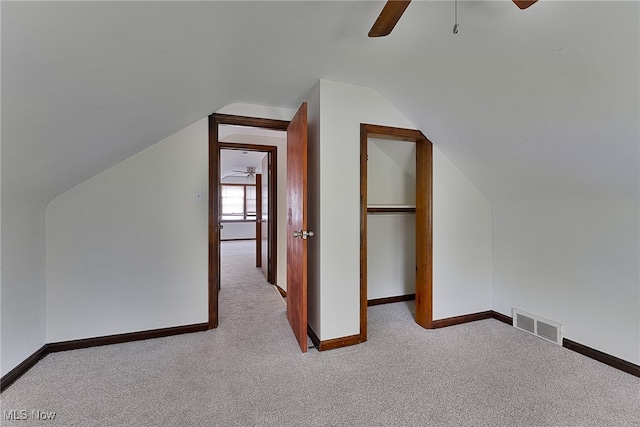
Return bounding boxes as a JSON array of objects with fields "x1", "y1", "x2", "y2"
[{"x1": 512, "y1": 308, "x2": 563, "y2": 345}]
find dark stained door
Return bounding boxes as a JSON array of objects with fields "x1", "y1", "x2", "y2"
[{"x1": 286, "y1": 102, "x2": 309, "y2": 353}]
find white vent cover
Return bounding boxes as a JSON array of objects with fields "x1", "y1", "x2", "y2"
[{"x1": 512, "y1": 308, "x2": 563, "y2": 345}]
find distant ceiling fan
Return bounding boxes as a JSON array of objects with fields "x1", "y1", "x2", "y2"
[
  {"x1": 229, "y1": 166, "x2": 257, "y2": 180},
  {"x1": 368, "y1": 0, "x2": 539, "y2": 37}
]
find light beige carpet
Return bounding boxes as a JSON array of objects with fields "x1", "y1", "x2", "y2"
[{"x1": 1, "y1": 241, "x2": 638, "y2": 426}]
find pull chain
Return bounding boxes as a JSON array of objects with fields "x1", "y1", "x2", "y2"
[{"x1": 453, "y1": 0, "x2": 459, "y2": 34}]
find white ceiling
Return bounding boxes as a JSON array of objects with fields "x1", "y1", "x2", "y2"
[
  {"x1": 220, "y1": 149, "x2": 267, "y2": 181},
  {"x1": 2, "y1": 1, "x2": 638, "y2": 209}
]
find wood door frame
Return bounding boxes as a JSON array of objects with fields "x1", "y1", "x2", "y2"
[
  {"x1": 359, "y1": 124, "x2": 433, "y2": 341},
  {"x1": 209, "y1": 114, "x2": 288, "y2": 328},
  {"x1": 255, "y1": 173, "x2": 262, "y2": 268}
]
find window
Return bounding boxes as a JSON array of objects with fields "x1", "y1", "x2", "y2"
[
  {"x1": 245, "y1": 186, "x2": 256, "y2": 220},
  {"x1": 221, "y1": 184, "x2": 257, "y2": 221}
]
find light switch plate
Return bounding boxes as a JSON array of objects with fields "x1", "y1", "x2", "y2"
[{"x1": 194, "y1": 189, "x2": 203, "y2": 203}]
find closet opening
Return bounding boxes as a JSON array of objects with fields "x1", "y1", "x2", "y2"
[{"x1": 359, "y1": 124, "x2": 433, "y2": 342}]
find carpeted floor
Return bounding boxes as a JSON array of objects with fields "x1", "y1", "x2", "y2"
[{"x1": 1, "y1": 241, "x2": 638, "y2": 426}]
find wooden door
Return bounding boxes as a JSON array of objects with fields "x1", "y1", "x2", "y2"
[
  {"x1": 261, "y1": 155, "x2": 270, "y2": 280},
  {"x1": 286, "y1": 102, "x2": 309, "y2": 353}
]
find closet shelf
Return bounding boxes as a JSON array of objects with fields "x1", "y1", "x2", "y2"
[{"x1": 367, "y1": 205, "x2": 416, "y2": 214}]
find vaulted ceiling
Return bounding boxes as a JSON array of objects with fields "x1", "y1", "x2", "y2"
[{"x1": 3, "y1": 1, "x2": 638, "y2": 209}]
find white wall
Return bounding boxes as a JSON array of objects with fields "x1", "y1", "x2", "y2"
[
  {"x1": 45, "y1": 120, "x2": 208, "y2": 342},
  {"x1": 433, "y1": 148, "x2": 493, "y2": 319},
  {"x1": 367, "y1": 214, "x2": 416, "y2": 300},
  {"x1": 492, "y1": 197, "x2": 639, "y2": 364},
  {"x1": 367, "y1": 139, "x2": 416, "y2": 206},
  {"x1": 1, "y1": 198, "x2": 47, "y2": 377},
  {"x1": 220, "y1": 221, "x2": 256, "y2": 240},
  {"x1": 316, "y1": 80, "x2": 493, "y2": 340}
]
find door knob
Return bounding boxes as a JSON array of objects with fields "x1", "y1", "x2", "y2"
[{"x1": 292, "y1": 230, "x2": 314, "y2": 239}]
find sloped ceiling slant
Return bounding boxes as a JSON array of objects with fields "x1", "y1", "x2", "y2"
[{"x1": 2, "y1": 1, "x2": 638, "y2": 208}]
